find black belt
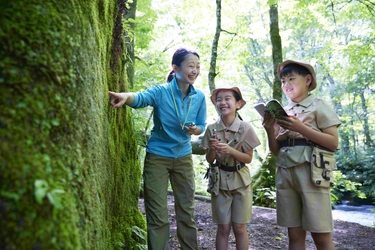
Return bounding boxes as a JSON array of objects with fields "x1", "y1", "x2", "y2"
[
  {"x1": 217, "y1": 162, "x2": 245, "y2": 172},
  {"x1": 279, "y1": 138, "x2": 311, "y2": 148}
]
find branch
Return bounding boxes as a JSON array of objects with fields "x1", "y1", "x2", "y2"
[
  {"x1": 219, "y1": 29, "x2": 237, "y2": 54},
  {"x1": 356, "y1": 0, "x2": 375, "y2": 17}
]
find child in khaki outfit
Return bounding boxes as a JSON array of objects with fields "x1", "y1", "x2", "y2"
[
  {"x1": 201, "y1": 87, "x2": 260, "y2": 250},
  {"x1": 262, "y1": 60, "x2": 341, "y2": 250}
]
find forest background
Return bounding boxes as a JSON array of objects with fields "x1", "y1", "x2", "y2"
[
  {"x1": 1, "y1": 0, "x2": 374, "y2": 249},
  {"x1": 132, "y1": 0, "x2": 375, "y2": 205}
]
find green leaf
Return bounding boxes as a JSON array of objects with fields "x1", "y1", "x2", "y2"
[
  {"x1": 34, "y1": 180, "x2": 49, "y2": 204},
  {"x1": 51, "y1": 119, "x2": 60, "y2": 126},
  {"x1": 47, "y1": 189, "x2": 65, "y2": 209}
]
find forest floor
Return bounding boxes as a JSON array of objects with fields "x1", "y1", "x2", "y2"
[{"x1": 138, "y1": 194, "x2": 375, "y2": 250}]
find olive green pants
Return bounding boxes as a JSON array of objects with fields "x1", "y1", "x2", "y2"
[{"x1": 143, "y1": 153, "x2": 198, "y2": 250}]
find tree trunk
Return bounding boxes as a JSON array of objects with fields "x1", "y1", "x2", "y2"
[
  {"x1": 0, "y1": 1, "x2": 145, "y2": 248},
  {"x1": 269, "y1": 4, "x2": 283, "y2": 101},
  {"x1": 125, "y1": 0, "x2": 137, "y2": 89},
  {"x1": 208, "y1": 0, "x2": 222, "y2": 93},
  {"x1": 252, "y1": 2, "x2": 282, "y2": 204},
  {"x1": 359, "y1": 91, "x2": 374, "y2": 148}
]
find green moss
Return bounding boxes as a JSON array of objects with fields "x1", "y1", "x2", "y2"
[{"x1": 0, "y1": 0, "x2": 145, "y2": 249}]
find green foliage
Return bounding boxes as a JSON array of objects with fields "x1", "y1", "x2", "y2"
[
  {"x1": 114, "y1": 226, "x2": 147, "y2": 250},
  {"x1": 0, "y1": 0, "x2": 145, "y2": 249},
  {"x1": 134, "y1": 0, "x2": 157, "y2": 50},
  {"x1": 331, "y1": 171, "x2": 367, "y2": 205},
  {"x1": 132, "y1": 0, "x2": 375, "y2": 208},
  {"x1": 252, "y1": 153, "x2": 277, "y2": 208},
  {"x1": 193, "y1": 155, "x2": 211, "y2": 196},
  {"x1": 253, "y1": 187, "x2": 277, "y2": 208},
  {"x1": 34, "y1": 180, "x2": 65, "y2": 209},
  {"x1": 336, "y1": 148, "x2": 375, "y2": 200},
  {"x1": 128, "y1": 226, "x2": 147, "y2": 250}
]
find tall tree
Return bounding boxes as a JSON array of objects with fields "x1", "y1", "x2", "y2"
[
  {"x1": 124, "y1": 0, "x2": 137, "y2": 89},
  {"x1": 252, "y1": 1, "x2": 282, "y2": 207},
  {"x1": 269, "y1": 3, "x2": 283, "y2": 100},
  {"x1": 208, "y1": 0, "x2": 222, "y2": 93}
]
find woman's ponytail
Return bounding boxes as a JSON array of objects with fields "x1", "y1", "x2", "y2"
[{"x1": 166, "y1": 70, "x2": 175, "y2": 82}]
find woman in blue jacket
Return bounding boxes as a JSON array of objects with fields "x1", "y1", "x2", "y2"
[{"x1": 109, "y1": 48, "x2": 207, "y2": 250}]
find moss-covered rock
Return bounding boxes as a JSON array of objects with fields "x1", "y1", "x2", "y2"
[{"x1": 0, "y1": 0, "x2": 145, "y2": 248}]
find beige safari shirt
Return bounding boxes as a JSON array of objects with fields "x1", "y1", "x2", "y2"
[
  {"x1": 201, "y1": 115, "x2": 261, "y2": 190},
  {"x1": 276, "y1": 94, "x2": 341, "y2": 168}
]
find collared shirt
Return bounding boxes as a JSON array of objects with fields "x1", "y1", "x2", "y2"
[
  {"x1": 129, "y1": 78, "x2": 207, "y2": 158},
  {"x1": 201, "y1": 115, "x2": 261, "y2": 190},
  {"x1": 276, "y1": 94, "x2": 341, "y2": 168}
]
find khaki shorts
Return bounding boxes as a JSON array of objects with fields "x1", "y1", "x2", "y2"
[
  {"x1": 211, "y1": 185, "x2": 252, "y2": 224},
  {"x1": 276, "y1": 162, "x2": 334, "y2": 233}
]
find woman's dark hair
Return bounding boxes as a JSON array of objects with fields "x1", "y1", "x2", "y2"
[
  {"x1": 166, "y1": 48, "x2": 200, "y2": 82},
  {"x1": 279, "y1": 63, "x2": 310, "y2": 78}
]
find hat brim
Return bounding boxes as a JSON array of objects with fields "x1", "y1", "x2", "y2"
[
  {"x1": 278, "y1": 60, "x2": 317, "y2": 91},
  {"x1": 210, "y1": 87, "x2": 246, "y2": 110}
]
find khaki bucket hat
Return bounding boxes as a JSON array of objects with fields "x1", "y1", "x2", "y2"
[
  {"x1": 210, "y1": 87, "x2": 246, "y2": 110},
  {"x1": 278, "y1": 60, "x2": 317, "y2": 91}
]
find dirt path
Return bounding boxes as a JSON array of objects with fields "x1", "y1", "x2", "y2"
[{"x1": 138, "y1": 195, "x2": 375, "y2": 249}]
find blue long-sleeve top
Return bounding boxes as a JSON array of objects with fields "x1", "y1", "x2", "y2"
[{"x1": 129, "y1": 78, "x2": 207, "y2": 158}]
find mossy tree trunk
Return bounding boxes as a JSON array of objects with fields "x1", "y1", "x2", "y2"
[
  {"x1": 269, "y1": 3, "x2": 283, "y2": 101},
  {"x1": 124, "y1": 0, "x2": 137, "y2": 89},
  {"x1": 252, "y1": 2, "x2": 282, "y2": 207},
  {"x1": 208, "y1": 0, "x2": 222, "y2": 94},
  {"x1": 0, "y1": 0, "x2": 145, "y2": 249}
]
